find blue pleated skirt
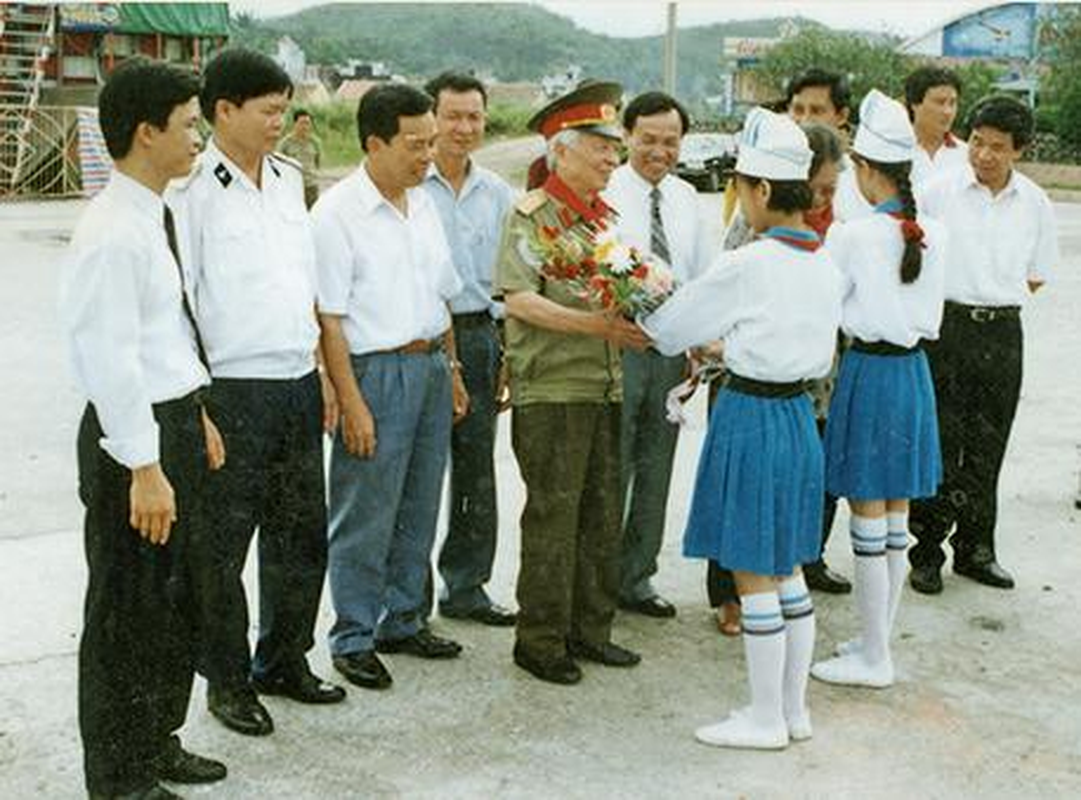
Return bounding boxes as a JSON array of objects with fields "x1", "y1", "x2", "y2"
[
  {"x1": 682, "y1": 388, "x2": 824, "y2": 576},
  {"x1": 824, "y1": 348, "x2": 942, "y2": 500}
]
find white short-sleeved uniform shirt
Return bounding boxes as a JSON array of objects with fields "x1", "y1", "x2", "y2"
[
  {"x1": 641, "y1": 236, "x2": 843, "y2": 383},
  {"x1": 166, "y1": 138, "x2": 320, "y2": 380},
  {"x1": 826, "y1": 211, "x2": 947, "y2": 347},
  {"x1": 921, "y1": 164, "x2": 1059, "y2": 307},
  {"x1": 312, "y1": 163, "x2": 463, "y2": 355},
  {"x1": 60, "y1": 171, "x2": 209, "y2": 468},
  {"x1": 602, "y1": 163, "x2": 714, "y2": 284}
]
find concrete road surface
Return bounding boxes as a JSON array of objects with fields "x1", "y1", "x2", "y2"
[{"x1": 1, "y1": 168, "x2": 1080, "y2": 799}]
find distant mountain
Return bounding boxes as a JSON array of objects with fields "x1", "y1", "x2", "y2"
[{"x1": 230, "y1": 3, "x2": 828, "y2": 111}]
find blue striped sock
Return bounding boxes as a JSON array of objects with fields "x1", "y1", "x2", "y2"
[
  {"x1": 887, "y1": 511, "x2": 909, "y2": 551},
  {"x1": 779, "y1": 575, "x2": 814, "y2": 621},
  {"x1": 741, "y1": 591, "x2": 784, "y2": 636},
  {"x1": 851, "y1": 514, "x2": 888, "y2": 557}
]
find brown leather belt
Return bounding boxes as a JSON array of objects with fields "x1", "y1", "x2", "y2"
[{"x1": 384, "y1": 337, "x2": 444, "y2": 355}]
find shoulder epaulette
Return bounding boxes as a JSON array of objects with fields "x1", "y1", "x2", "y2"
[{"x1": 515, "y1": 189, "x2": 548, "y2": 216}]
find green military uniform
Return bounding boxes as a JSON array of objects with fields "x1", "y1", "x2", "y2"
[
  {"x1": 497, "y1": 184, "x2": 625, "y2": 662},
  {"x1": 278, "y1": 132, "x2": 322, "y2": 209}
]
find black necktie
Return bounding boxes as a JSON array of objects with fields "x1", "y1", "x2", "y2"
[
  {"x1": 163, "y1": 206, "x2": 210, "y2": 371},
  {"x1": 649, "y1": 186, "x2": 671, "y2": 264}
]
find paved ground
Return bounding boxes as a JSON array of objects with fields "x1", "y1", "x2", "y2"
[{"x1": 1, "y1": 160, "x2": 1080, "y2": 798}]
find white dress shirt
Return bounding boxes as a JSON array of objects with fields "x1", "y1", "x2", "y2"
[
  {"x1": 422, "y1": 161, "x2": 515, "y2": 317},
  {"x1": 921, "y1": 164, "x2": 1058, "y2": 307},
  {"x1": 826, "y1": 213, "x2": 947, "y2": 347},
  {"x1": 313, "y1": 163, "x2": 463, "y2": 355},
  {"x1": 166, "y1": 138, "x2": 320, "y2": 379},
  {"x1": 911, "y1": 135, "x2": 969, "y2": 191},
  {"x1": 60, "y1": 171, "x2": 209, "y2": 468},
  {"x1": 602, "y1": 164, "x2": 713, "y2": 284},
  {"x1": 642, "y1": 238, "x2": 842, "y2": 382}
]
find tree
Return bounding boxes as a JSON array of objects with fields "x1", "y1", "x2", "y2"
[
  {"x1": 1040, "y1": 4, "x2": 1081, "y2": 153},
  {"x1": 751, "y1": 27, "x2": 913, "y2": 112}
]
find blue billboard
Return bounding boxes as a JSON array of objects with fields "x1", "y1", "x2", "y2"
[{"x1": 941, "y1": 3, "x2": 1049, "y2": 59}]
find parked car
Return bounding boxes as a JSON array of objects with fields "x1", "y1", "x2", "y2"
[{"x1": 676, "y1": 132, "x2": 736, "y2": 193}]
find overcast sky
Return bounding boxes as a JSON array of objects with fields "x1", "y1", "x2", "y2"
[{"x1": 230, "y1": 0, "x2": 998, "y2": 39}]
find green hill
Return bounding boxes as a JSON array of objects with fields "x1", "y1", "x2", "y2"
[{"x1": 231, "y1": 3, "x2": 825, "y2": 108}]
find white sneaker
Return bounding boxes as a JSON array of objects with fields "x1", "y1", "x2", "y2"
[
  {"x1": 694, "y1": 708, "x2": 789, "y2": 750},
  {"x1": 811, "y1": 653, "x2": 894, "y2": 689},
  {"x1": 786, "y1": 711, "x2": 813, "y2": 742}
]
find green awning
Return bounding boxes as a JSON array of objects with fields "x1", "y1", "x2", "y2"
[
  {"x1": 59, "y1": 3, "x2": 230, "y2": 36},
  {"x1": 118, "y1": 3, "x2": 229, "y2": 36}
]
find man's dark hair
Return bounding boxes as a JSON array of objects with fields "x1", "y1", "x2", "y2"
[
  {"x1": 801, "y1": 122, "x2": 844, "y2": 180},
  {"x1": 98, "y1": 57, "x2": 199, "y2": 160},
  {"x1": 356, "y1": 83, "x2": 434, "y2": 152},
  {"x1": 622, "y1": 91, "x2": 690, "y2": 135},
  {"x1": 423, "y1": 72, "x2": 487, "y2": 111},
  {"x1": 292, "y1": 107, "x2": 312, "y2": 123},
  {"x1": 968, "y1": 95, "x2": 1034, "y2": 149},
  {"x1": 200, "y1": 48, "x2": 292, "y2": 123},
  {"x1": 904, "y1": 66, "x2": 962, "y2": 114},
  {"x1": 737, "y1": 175, "x2": 814, "y2": 213},
  {"x1": 786, "y1": 68, "x2": 851, "y2": 113}
]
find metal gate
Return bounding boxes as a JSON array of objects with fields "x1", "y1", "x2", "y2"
[{"x1": 0, "y1": 104, "x2": 83, "y2": 199}]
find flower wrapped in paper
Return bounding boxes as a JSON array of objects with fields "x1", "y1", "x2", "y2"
[{"x1": 527, "y1": 220, "x2": 677, "y2": 318}]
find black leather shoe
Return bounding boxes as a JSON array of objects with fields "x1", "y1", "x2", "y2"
[
  {"x1": 954, "y1": 559, "x2": 1015, "y2": 589},
  {"x1": 91, "y1": 784, "x2": 182, "y2": 800},
  {"x1": 158, "y1": 739, "x2": 227, "y2": 785},
  {"x1": 207, "y1": 685, "x2": 273, "y2": 736},
  {"x1": 910, "y1": 565, "x2": 943, "y2": 595},
  {"x1": 441, "y1": 602, "x2": 517, "y2": 627},
  {"x1": 804, "y1": 561, "x2": 853, "y2": 594},
  {"x1": 513, "y1": 644, "x2": 582, "y2": 685},
  {"x1": 375, "y1": 628, "x2": 462, "y2": 659},
  {"x1": 253, "y1": 668, "x2": 346, "y2": 704},
  {"x1": 333, "y1": 651, "x2": 392, "y2": 690},
  {"x1": 567, "y1": 639, "x2": 641, "y2": 667},
  {"x1": 619, "y1": 595, "x2": 677, "y2": 618}
]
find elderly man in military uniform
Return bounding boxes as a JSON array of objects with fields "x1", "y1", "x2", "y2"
[{"x1": 497, "y1": 81, "x2": 650, "y2": 685}]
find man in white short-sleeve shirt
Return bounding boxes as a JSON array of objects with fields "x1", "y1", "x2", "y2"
[
  {"x1": 314, "y1": 83, "x2": 468, "y2": 692},
  {"x1": 908, "y1": 96, "x2": 1059, "y2": 595}
]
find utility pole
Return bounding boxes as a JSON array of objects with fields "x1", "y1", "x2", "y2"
[{"x1": 663, "y1": 2, "x2": 677, "y2": 94}]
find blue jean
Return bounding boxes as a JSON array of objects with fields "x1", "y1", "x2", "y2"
[
  {"x1": 438, "y1": 316, "x2": 502, "y2": 611},
  {"x1": 327, "y1": 350, "x2": 452, "y2": 656}
]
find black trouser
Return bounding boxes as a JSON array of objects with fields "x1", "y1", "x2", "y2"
[
  {"x1": 703, "y1": 387, "x2": 837, "y2": 607},
  {"x1": 191, "y1": 371, "x2": 327, "y2": 689},
  {"x1": 78, "y1": 394, "x2": 204, "y2": 796},
  {"x1": 910, "y1": 304, "x2": 1023, "y2": 570}
]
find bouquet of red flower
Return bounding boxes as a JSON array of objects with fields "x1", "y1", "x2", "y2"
[{"x1": 527, "y1": 221, "x2": 677, "y2": 317}]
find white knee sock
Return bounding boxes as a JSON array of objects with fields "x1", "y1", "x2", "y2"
[
  {"x1": 812, "y1": 514, "x2": 895, "y2": 688},
  {"x1": 778, "y1": 575, "x2": 815, "y2": 740},
  {"x1": 852, "y1": 514, "x2": 890, "y2": 667},
  {"x1": 886, "y1": 511, "x2": 909, "y2": 634},
  {"x1": 694, "y1": 590, "x2": 789, "y2": 749},
  {"x1": 739, "y1": 591, "x2": 786, "y2": 728}
]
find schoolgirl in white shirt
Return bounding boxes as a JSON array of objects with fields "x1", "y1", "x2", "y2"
[
  {"x1": 641, "y1": 109, "x2": 842, "y2": 750},
  {"x1": 811, "y1": 90, "x2": 947, "y2": 689}
]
